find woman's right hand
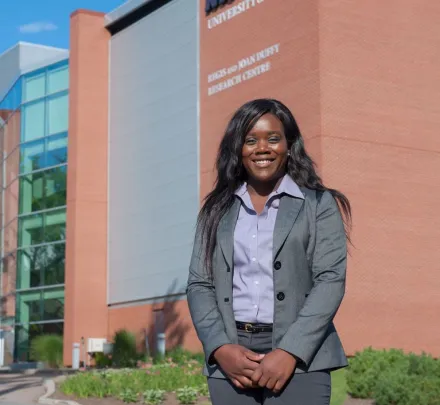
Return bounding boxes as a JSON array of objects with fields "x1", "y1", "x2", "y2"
[{"x1": 213, "y1": 344, "x2": 265, "y2": 389}]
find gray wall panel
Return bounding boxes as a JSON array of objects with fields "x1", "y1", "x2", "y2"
[
  {"x1": 0, "y1": 46, "x2": 20, "y2": 102},
  {"x1": 108, "y1": 0, "x2": 198, "y2": 305}
]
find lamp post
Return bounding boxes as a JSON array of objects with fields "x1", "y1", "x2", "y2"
[{"x1": 80, "y1": 336, "x2": 85, "y2": 369}]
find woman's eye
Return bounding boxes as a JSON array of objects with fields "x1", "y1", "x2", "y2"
[{"x1": 245, "y1": 138, "x2": 257, "y2": 145}]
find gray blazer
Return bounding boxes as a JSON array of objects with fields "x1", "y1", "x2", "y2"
[{"x1": 187, "y1": 188, "x2": 348, "y2": 378}]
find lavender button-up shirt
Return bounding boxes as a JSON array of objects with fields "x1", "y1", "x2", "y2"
[{"x1": 233, "y1": 174, "x2": 304, "y2": 324}]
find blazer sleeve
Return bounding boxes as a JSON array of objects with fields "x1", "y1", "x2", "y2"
[
  {"x1": 277, "y1": 191, "x2": 347, "y2": 366},
  {"x1": 186, "y1": 229, "x2": 232, "y2": 362}
]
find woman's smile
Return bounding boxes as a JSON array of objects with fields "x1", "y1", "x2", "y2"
[{"x1": 252, "y1": 158, "x2": 276, "y2": 168}]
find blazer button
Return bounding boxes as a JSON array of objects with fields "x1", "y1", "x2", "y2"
[
  {"x1": 274, "y1": 261, "x2": 282, "y2": 270},
  {"x1": 277, "y1": 292, "x2": 285, "y2": 301}
]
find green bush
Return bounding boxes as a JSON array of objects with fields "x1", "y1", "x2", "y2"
[
  {"x1": 176, "y1": 386, "x2": 198, "y2": 404},
  {"x1": 30, "y1": 334, "x2": 63, "y2": 368},
  {"x1": 373, "y1": 371, "x2": 413, "y2": 405},
  {"x1": 143, "y1": 389, "x2": 165, "y2": 404},
  {"x1": 374, "y1": 373, "x2": 440, "y2": 405},
  {"x1": 119, "y1": 388, "x2": 138, "y2": 403},
  {"x1": 165, "y1": 347, "x2": 205, "y2": 366},
  {"x1": 94, "y1": 352, "x2": 112, "y2": 369},
  {"x1": 347, "y1": 348, "x2": 440, "y2": 405},
  {"x1": 112, "y1": 329, "x2": 139, "y2": 368},
  {"x1": 196, "y1": 382, "x2": 209, "y2": 397},
  {"x1": 60, "y1": 366, "x2": 206, "y2": 398},
  {"x1": 61, "y1": 371, "x2": 109, "y2": 398},
  {"x1": 347, "y1": 347, "x2": 408, "y2": 398},
  {"x1": 407, "y1": 352, "x2": 440, "y2": 377}
]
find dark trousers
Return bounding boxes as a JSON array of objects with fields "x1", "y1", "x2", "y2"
[{"x1": 208, "y1": 330, "x2": 331, "y2": 405}]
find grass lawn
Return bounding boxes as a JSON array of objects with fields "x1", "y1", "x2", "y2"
[{"x1": 331, "y1": 368, "x2": 348, "y2": 405}]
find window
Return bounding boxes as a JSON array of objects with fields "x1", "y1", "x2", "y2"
[
  {"x1": 42, "y1": 288, "x2": 64, "y2": 321},
  {"x1": 17, "y1": 247, "x2": 45, "y2": 289},
  {"x1": 16, "y1": 288, "x2": 64, "y2": 324},
  {"x1": 44, "y1": 166, "x2": 67, "y2": 209},
  {"x1": 19, "y1": 166, "x2": 66, "y2": 214},
  {"x1": 17, "y1": 243, "x2": 65, "y2": 289},
  {"x1": 19, "y1": 172, "x2": 45, "y2": 213},
  {"x1": 44, "y1": 243, "x2": 65, "y2": 286},
  {"x1": 45, "y1": 209, "x2": 66, "y2": 243},
  {"x1": 16, "y1": 290, "x2": 41, "y2": 324},
  {"x1": 20, "y1": 133, "x2": 67, "y2": 174},
  {"x1": 48, "y1": 66, "x2": 69, "y2": 94},
  {"x1": 48, "y1": 94, "x2": 68, "y2": 135},
  {"x1": 23, "y1": 73, "x2": 46, "y2": 102},
  {"x1": 46, "y1": 133, "x2": 67, "y2": 166},
  {"x1": 19, "y1": 213, "x2": 44, "y2": 247},
  {"x1": 22, "y1": 101, "x2": 45, "y2": 142},
  {"x1": 20, "y1": 139, "x2": 45, "y2": 173},
  {"x1": 18, "y1": 208, "x2": 66, "y2": 247}
]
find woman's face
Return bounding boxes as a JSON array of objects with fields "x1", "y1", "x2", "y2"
[{"x1": 242, "y1": 113, "x2": 289, "y2": 185}]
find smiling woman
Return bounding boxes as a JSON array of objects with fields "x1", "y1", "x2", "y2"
[{"x1": 187, "y1": 98, "x2": 352, "y2": 405}]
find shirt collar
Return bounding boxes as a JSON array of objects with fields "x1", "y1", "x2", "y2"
[{"x1": 235, "y1": 174, "x2": 304, "y2": 200}]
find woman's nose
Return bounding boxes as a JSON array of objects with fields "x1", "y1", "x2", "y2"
[{"x1": 255, "y1": 139, "x2": 270, "y2": 152}]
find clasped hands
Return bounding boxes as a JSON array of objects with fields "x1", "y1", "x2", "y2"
[{"x1": 213, "y1": 344, "x2": 297, "y2": 393}]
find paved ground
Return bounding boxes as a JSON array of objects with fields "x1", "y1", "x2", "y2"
[{"x1": 0, "y1": 373, "x2": 45, "y2": 405}]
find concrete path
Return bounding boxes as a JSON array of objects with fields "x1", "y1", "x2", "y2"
[{"x1": 0, "y1": 373, "x2": 45, "y2": 404}]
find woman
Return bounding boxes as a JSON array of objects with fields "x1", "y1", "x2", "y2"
[{"x1": 187, "y1": 99, "x2": 351, "y2": 405}]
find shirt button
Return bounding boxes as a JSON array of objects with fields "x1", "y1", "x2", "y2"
[
  {"x1": 252, "y1": 257, "x2": 256, "y2": 262},
  {"x1": 254, "y1": 281, "x2": 259, "y2": 285},
  {"x1": 254, "y1": 305, "x2": 257, "y2": 308},
  {"x1": 277, "y1": 292, "x2": 285, "y2": 301},
  {"x1": 252, "y1": 235, "x2": 256, "y2": 238}
]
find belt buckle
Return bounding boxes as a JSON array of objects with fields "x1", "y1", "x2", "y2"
[{"x1": 244, "y1": 323, "x2": 253, "y2": 333}]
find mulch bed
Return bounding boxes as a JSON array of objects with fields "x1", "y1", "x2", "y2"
[{"x1": 50, "y1": 390, "x2": 211, "y2": 405}]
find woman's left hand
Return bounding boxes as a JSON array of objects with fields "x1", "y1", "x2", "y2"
[{"x1": 250, "y1": 349, "x2": 297, "y2": 393}]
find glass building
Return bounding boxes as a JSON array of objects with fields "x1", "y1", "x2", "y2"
[{"x1": 0, "y1": 44, "x2": 68, "y2": 362}]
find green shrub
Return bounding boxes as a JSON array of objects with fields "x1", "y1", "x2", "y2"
[
  {"x1": 94, "y1": 352, "x2": 112, "y2": 368},
  {"x1": 373, "y1": 371, "x2": 412, "y2": 405},
  {"x1": 165, "y1": 347, "x2": 204, "y2": 366},
  {"x1": 347, "y1": 348, "x2": 440, "y2": 405},
  {"x1": 176, "y1": 386, "x2": 198, "y2": 404},
  {"x1": 112, "y1": 329, "x2": 139, "y2": 368},
  {"x1": 61, "y1": 371, "x2": 108, "y2": 398},
  {"x1": 143, "y1": 389, "x2": 165, "y2": 404},
  {"x1": 346, "y1": 347, "x2": 408, "y2": 398},
  {"x1": 374, "y1": 372, "x2": 440, "y2": 405},
  {"x1": 197, "y1": 382, "x2": 209, "y2": 397},
  {"x1": 407, "y1": 376, "x2": 440, "y2": 405},
  {"x1": 407, "y1": 352, "x2": 440, "y2": 378},
  {"x1": 60, "y1": 367, "x2": 206, "y2": 398},
  {"x1": 119, "y1": 388, "x2": 138, "y2": 403},
  {"x1": 30, "y1": 334, "x2": 63, "y2": 368}
]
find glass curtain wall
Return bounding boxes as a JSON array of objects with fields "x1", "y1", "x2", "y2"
[{"x1": 0, "y1": 60, "x2": 68, "y2": 362}]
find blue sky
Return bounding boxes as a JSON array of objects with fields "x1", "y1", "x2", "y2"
[{"x1": 0, "y1": 0, "x2": 126, "y2": 54}]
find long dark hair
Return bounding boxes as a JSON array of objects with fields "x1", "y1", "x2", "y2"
[{"x1": 198, "y1": 98, "x2": 351, "y2": 274}]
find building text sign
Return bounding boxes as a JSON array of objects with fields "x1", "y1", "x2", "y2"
[{"x1": 206, "y1": 0, "x2": 265, "y2": 29}]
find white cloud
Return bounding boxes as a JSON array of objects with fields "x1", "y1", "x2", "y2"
[{"x1": 19, "y1": 21, "x2": 58, "y2": 34}]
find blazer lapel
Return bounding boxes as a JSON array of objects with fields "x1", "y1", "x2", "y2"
[
  {"x1": 218, "y1": 199, "x2": 241, "y2": 269},
  {"x1": 273, "y1": 195, "x2": 304, "y2": 260}
]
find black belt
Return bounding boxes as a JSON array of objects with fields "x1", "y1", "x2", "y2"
[{"x1": 236, "y1": 321, "x2": 273, "y2": 333}]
